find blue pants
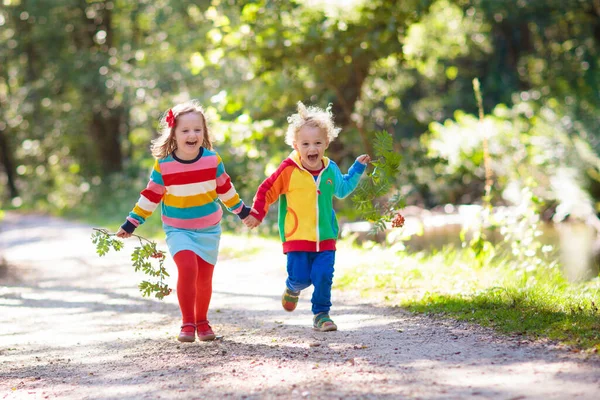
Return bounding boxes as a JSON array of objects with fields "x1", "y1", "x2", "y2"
[{"x1": 285, "y1": 251, "x2": 335, "y2": 315}]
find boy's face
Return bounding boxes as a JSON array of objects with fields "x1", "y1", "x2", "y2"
[
  {"x1": 293, "y1": 125, "x2": 329, "y2": 170},
  {"x1": 173, "y1": 112, "x2": 205, "y2": 160}
]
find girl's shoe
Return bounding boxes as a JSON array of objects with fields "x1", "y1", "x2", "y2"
[
  {"x1": 178, "y1": 323, "x2": 196, "y2": 342},
  {"x1": 313, "y1": 312, "x2": 337, "y2": 332},
  {"x1": 196, "y1": 320, "x2": 216, "y2": 341},
  {"x1": 282, "y1": 288, "x2": 300, "y2": 312}
]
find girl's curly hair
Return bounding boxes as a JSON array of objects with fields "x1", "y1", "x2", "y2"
[{"x1": 285, "y1": 101, "x2": 341, "y2": 147}]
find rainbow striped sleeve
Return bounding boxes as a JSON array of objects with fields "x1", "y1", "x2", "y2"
[
  {"x1": 122, "y1": 160, "x2": 166, "y2": 232},
  {"x1": 215, "y1": 153, "x2": 246, "y2": 216}
]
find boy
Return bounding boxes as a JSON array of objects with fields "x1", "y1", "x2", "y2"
[{"x1": 244, "y1": 102, "x2": 370, "y2": 332}]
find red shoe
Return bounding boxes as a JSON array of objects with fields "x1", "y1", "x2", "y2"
[
  {"x1": 178, "y1": 323, "x2": 196, "y2": 342},
  {"x1": 196, "y1": 320, "x2": 216, "y2": 341}
]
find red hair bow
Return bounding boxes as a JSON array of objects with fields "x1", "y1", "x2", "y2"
[{"x1": 166, "y1": 109, "x2": 175, "y2": 128}]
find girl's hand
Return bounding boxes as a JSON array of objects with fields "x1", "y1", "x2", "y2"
[
  {"x1": 116, "y1": 227, "x2": 132, "y2": 238},
  {"x1": 357, "y1": 154, "x2": 371, "y2": 165},
  {"x1": 243, "y1": 215, "x2": 261, "y2": 229}
]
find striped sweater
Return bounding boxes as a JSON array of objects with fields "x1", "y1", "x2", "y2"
[{"x1": 121, "y1": 148, "x2": 250, "y2": 233}]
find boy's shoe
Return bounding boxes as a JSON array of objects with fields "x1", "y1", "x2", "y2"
[
  {"x1": 196, "y1": 320, "x2": 216, "y2": 341},
  {"x1": 281, "y1": 288, "x2": 301, "y2": 312},
  {"x1": 178, "y1": 323, "x2": 196, "y2": 342},
  {"x1": 313, "y1": 312, "x2": 337, "y2": 332}
]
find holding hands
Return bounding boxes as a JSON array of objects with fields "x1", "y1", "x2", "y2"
[
  {"x1": 243, "y1": 207, "x2": 261, "y2": 229},
  {"x1": 243, "y1": 214, "x2": 261, "y2": 229},
  {"x1": 357, "y1": 154, "x2": 371, "y2": 165}
]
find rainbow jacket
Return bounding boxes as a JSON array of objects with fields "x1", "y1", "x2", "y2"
[{"x1": 251, "y1": 150, "x2": 366, "y2": 253}]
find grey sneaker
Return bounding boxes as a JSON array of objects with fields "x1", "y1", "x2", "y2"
[{"x1": 313, "y1": 312, "x2": 337, "y2": 332}]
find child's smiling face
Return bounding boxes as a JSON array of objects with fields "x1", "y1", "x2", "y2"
[
  {"x1": 293, "y1": 125, "x2": 329, "y2": 170},
  {"x1": 173, "y1": 112, "x2": 205, "y2": 160}
]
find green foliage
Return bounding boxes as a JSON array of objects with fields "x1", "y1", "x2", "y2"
[
  {"x1": 352, "y1": 131, "x2": 405, "y2": 234},
  {"x1": 404, "y1": 0, "x2": 492, "y2": 79},
  {"x1": 494, "y1": 185, "x2": 552, "y2": 274},
  {"x1": 445, "y1": 80, "x2": 553, "y2": 270},
  {"x1": 335, "y1": 243, "x2": 600, "y2": 352},
  {"x1": 91, "y1": 228, "x2": 171, "y2": 300},
  {"x1": 2, "y1": 0, "x2": 600, "y2": 229},
  {"x1": 407, "y1": 287, "x2": 600, "y2": 352},
  {"x1": 461, "y1": 227, "x2": 496, "y2": 268},
  {"x1": 423, "y1": 98, "x2": 600, "y2": 211},
  {"x1": 91, "y1": 230, "x2": 124, "y2": 256}
]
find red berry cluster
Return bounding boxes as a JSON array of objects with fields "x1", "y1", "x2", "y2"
[
  {"x1": 151, "y1": 252, "x2": 165, "y2": 259},
  {"x1": 391, "y1": 212, "x2": 405, "y2": 228}
]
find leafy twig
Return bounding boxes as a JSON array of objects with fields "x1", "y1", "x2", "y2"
[
  {"x1": 91, "y1": 228, "x2": 172, "y2": 299},
  {"x1": 352, "y1": 130, "x2": 406, "y2": 235}
]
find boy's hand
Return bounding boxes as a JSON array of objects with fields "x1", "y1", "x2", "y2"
[
  {"x1": 116, "y1": 227, "x2": 132, "y2": 238},
  {"x1": 243, "y1": 215, "x2": 261, "y2": 229},
  {"x1": 357, "y1": 154, "x2": 371, "y2": 165}
]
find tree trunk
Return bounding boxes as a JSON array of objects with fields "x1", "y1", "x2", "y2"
[
  {"x1": 0, "y1": 129, "x2": 18, "y2": 199},
  {"x1": 591, "y1": 0, "x2": 600, "y2": 45},
  {"x1": 77, "y1": 0, "x2": 124, "y2": 175},
  {"x1": 91, "y1": 108, "x2": 124, "y2": 174},
  {"x1": 324, "y1": 60, "x2": 374, "y2": 164}
]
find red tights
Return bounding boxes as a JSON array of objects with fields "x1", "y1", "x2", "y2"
[{"x1": 173, "y1": 250, "x2": 215, "y2": 332}]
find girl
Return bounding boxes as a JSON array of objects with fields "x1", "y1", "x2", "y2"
[{"x1": 116, "y1": 100, "x2": 252, "y2": 342}]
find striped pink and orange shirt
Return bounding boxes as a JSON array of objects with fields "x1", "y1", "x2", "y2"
[{"x1": 121, "y1": 148, "x2": 249, "y2": 233}]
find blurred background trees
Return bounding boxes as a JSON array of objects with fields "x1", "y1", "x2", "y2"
[{"x1": 1, "y1": 0, "x2": 599, "y2": 228}]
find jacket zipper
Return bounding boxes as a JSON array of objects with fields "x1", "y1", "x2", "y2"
[
  {"x1": 314, "y1": 170, "x2": 324, "y2": 252},
  {"x1": 295, "y1": 153, "x2": 326, "y2": 252}
]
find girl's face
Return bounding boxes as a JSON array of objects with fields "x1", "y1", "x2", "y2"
[
  {"x1": 173, "y1": 112, "x2": 205, "y2": 160},
  {"x1": 293, "y1": 125, "x2": 329, "y2": 170}
]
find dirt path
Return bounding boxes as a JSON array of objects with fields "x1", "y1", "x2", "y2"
[{"x1": 1, "y1": 212, "x2": 599, "y2": 400}]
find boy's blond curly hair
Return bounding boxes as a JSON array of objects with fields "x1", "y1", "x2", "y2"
[{"x1": 285, "y1": 101, "x2": 341, "y2": 147}]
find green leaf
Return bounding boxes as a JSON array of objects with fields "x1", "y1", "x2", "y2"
[{"x1": 91, "y1": 228, "x2": 171, "y2": 300}]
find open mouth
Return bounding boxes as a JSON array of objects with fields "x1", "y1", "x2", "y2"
[
  {"x1": 185, "y1": 140, "x2": 198, "y2": 147},
  {"x1": 308, "y1": 154, "x2": 318, "y2": 162}
]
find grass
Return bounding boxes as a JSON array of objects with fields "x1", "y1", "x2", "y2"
[
  {"x1": 334, "y1": 241, "x2": 600, "y2": 353},
  {"x1": 409, "y1": 289, "x2": 600, "y2": 350}
]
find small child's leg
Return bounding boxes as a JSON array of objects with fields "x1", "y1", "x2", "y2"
[
  {"x1": 283, "y1": 252, "x2": 312, "y2": 311},
  {"x1": 194, "y1": 254, "x2": 216, "y2": 341},
  {"x1": 173, "y1": 250, "x2": 199, "y2": 341},
  {"x1": 310, "y1": 251, "x2": 338, "y2": 332},
  {"x1": 309, "y1": 251, "x2": 335, "y2": 315},
  {"x1": 285, "y1": 252, "x2": 312, "y2": 291},
  {"x1": 194, "y1": 254, "x2": 215, "y2": 324}
]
